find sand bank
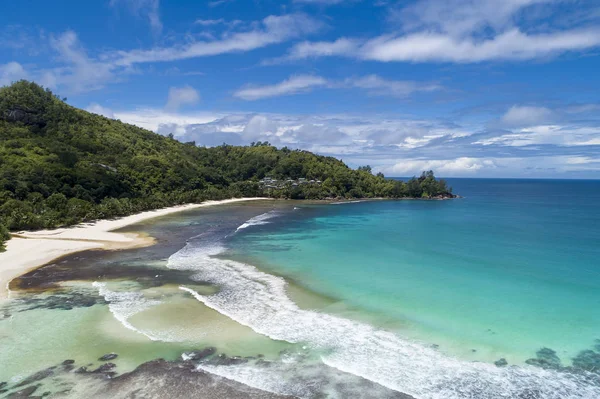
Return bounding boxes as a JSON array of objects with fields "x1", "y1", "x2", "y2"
[{"x1": 0, "y1": 198, "x2": 268, "y2": 299}]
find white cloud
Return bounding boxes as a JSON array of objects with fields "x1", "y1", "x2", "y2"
[
  {"x1": 385, "y1": 157, "x2": 497, "y2": 175},
  {"x1": 194, "y1": 19, "x2": 226, "y2": 26},
  {"x1": 86, "y1": 103, "x2": 115, "y2": 118},
  {"x1": 110, "y1": 0, "x2": 162, "y2": 35},
  {"x1": 382, "y1": 155, "x2": 600, "y2": 177},
  {"x1": 208, "y1": 0, "x2": 233, "y2": 7},
  {"x1": 475, "y1": 124, "x2": 600, "y2": 147},
  {"x1": 0, "y1": 62, "x2": 27, "y2": 86},
  {"x1": 275, "y1": 38, "x2": 359, "y2": 62},
  {"x1": 281, "y1": 0, "x2": 600, "y2": 63},
  {"x1": 344, "y1": 75, "x2": 441, "y2": 97},
  {"x1": 362, "y1": 29, "x2": 600, "y2": 63},
  {"x1": 234, "y1": 74, "x2": 440, "y2": 100},
  {"x1": 233, "y1": 75, "x2": 327, "y2": 100},
  {"x1": 111, "y1": 13, "x2": 323, "y2": 66},
  {"x1": 294, "y1": 0, "x2": 348, "y2": 4},
  {"x1": 114, "y1": 108, "x2": 220, "y2": 132},
  {"x1": 286, "y1": 28, "x2": 600, "y2": 63},
  {"x1": 42, "y1": 31, "x2": 117, "y2": 93},
  {"x1": 501, "y1": 105, "x2": 553, "y2": 126},
  {"x1": 395, "y1": 0, "x2": 553, "y2": 37},
  {"x1": 166, "y1": 86, "x2": 200, "y2": 110}
]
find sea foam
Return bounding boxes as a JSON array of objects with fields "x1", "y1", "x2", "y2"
[
  {"x1": 168, "y1": 244, "x2": 600, "y2": 399},
  {"x1": 92, "y1": 282, "x2": 178, "y2": 342}
]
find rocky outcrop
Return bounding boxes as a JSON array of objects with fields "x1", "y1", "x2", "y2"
[
  {"x1": 2, "y1": 108, "x2": 46, "y2": 128},
  {"x1": 98, "y1": 353, "x2": 118, "y2": 361}
]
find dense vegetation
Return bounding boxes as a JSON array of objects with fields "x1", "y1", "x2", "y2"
[{"x1": 0, "y1": 81, "x2": 452, "y2": 249}]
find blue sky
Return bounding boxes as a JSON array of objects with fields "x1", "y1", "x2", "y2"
[{"x1": 1, "y1": 0, "x2": 600, "y2": 178}]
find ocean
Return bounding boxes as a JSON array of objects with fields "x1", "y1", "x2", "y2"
[{"x1": 2, "y1": 179, "x2": 600, "y2": 398}]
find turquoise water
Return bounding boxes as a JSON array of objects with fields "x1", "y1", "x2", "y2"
[{"x1": 228, "y1": 179, "x2": 600, "y2": 364}]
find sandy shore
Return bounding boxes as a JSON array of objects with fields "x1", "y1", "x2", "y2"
[{"x1": 0, "y1": 198, "x2": 268, "y2": 299}]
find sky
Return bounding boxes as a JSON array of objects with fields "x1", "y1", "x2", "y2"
[{"x1": 1, "y1": 0, "x2": 600, "y2": 178}]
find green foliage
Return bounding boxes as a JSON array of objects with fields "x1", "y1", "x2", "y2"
[
  {"x1": 0, "y1": 223, "x2": 9, "y2": 251},
  {"x1": 0, "y1": 80, "x2": 453, "y2": 249}
]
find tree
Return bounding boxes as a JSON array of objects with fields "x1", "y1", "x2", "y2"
[{"x1": 0, "y1": 223, "x2": 10, "y2": 251}]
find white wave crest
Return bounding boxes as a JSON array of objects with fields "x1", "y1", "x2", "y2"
[
  {"x1": 331, "y1": 200, "x2": 366, "y2": 205},
  {"x1": 169, "y1": 247, "x2": 600, "y2": 399},
  {"x1": 235, "y1": 211, "x2": 279, "y2": 232}
]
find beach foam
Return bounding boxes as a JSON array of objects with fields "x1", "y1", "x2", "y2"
[{"x1": 169, "y1": 242, "x2": 600, "y2": 399}]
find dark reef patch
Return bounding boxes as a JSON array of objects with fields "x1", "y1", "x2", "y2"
[
  {"x1": 572, "y1": 350, "x2": 600, "y2": 372},
  {"x1": 8, "y1": 290, "x2": 107, "y2": 312},
  {"x1": 525, "y1": 347, "x2": 562, "y2": 370},
  {"x1": 9, "y1": 253, "x2": 210, "y2": 294},
  {"x1": 0, "y1": 348, "x2": 416, "y2": 399},
  {"x1": 14, "y1": 368, "x2": 55, "y2": 388}
]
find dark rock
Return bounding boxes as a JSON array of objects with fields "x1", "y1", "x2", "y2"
[
  {"x1": 99, "y1": 353, "x2": 118, "y2": 361},
  {"x1": 74, "y1": 366, "x2": 88, "y2": 374},
  {"x1": 61, "y1": 360, "x2": 75, "y2": 372},
  {"x1": 208, "y1": 354, "x2": 248, "y2": 366},
  {"x1": 572, "y1": 349, "x2": 600, "y2": 372},
  {"x1": 0, "y1": 389, "x2": 7, "y2": 395},
  {"x1": 6, "y1": 384, "x2": 39, "y2": 398},
  {"x1": 93, "y1": 363, "x2": 116, "y2": 374},
  {"x1": 182, "y1": 347, "x2": 216, "y2": 361},
  {"x1": 3, "y1": 108, "x2": 45, "y2": 128},
  {"x1": 494, "y1": 358, "x2": 508, "y2": 367},
  {"x1": 14, "y1": 367, "x2": 55, "y2": 387},
  {"x1": 0, "y1": 382, "x2": 6, "y2": 389}
]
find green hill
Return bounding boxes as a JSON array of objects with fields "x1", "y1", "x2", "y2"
[{"x1": 0, "y1": 80, "x2": 452, "y2": 250}]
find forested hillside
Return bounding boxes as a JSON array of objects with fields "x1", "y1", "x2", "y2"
[{"x1": 0, "y1": 81, "x2": 452, "y2": 250}]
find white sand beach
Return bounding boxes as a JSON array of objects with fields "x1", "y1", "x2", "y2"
[{"x1": 0, "y1": 198, "x2": 268, "y2": 299}]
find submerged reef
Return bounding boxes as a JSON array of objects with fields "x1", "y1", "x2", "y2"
[{"x1": 0, "y1": 348, "x2": 415, "y2": 399}]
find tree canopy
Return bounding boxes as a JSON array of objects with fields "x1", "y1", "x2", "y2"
[{"x1": 0, "y1": 81, "x2": 453, "y2": 249}]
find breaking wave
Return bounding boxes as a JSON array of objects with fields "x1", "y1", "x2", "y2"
[
  {"x1": 331, "y1": 200, "x2": 366, "y2": 205},
  {"x1": 167, "y1": 244, "x2": 600, "y2": 399},
  {"x1": 235, "y1": 211, "x2": 280, "y2": 232}
]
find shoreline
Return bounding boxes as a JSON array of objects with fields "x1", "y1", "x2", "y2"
[{"x1": 0, "y1": 198, "x2": 268, "y2": 300}]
